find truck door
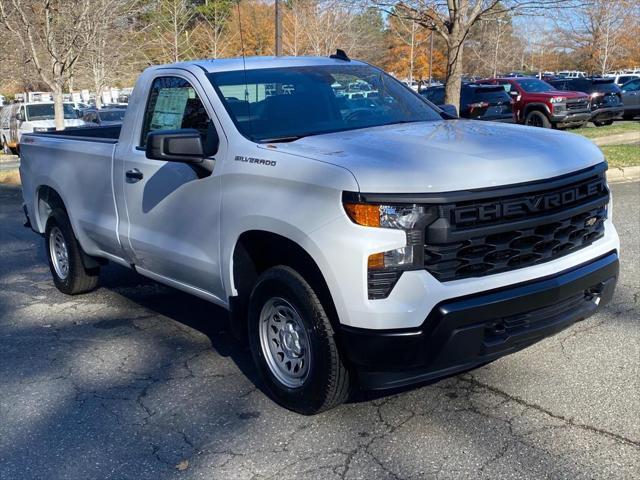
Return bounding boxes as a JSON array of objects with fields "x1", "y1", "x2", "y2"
[{"x1": 117, "y1": 72, "x2": 227, "y2": 304}]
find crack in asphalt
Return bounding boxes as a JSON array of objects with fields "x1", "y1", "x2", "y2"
[{"x1": 460, "y1": 375, "x2": 640, "y2": 448}]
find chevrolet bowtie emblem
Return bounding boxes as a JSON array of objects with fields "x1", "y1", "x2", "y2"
[{"x1": 585, "y1": 216, "x2": 598, "y2": 227}]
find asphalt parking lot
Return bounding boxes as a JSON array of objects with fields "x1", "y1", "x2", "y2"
[{"x1": 0, "y1": 182, "x2": 638, "y2": 480}]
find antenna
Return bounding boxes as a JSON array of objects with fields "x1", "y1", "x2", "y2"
[
  {"x1": 236, "y1": 2, "x2": 252, "y2": 137},
  {"x1": 236, "y1": 2, "x2": 248, "y2": 102}
]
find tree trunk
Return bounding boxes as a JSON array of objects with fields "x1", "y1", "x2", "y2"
[
  {"x1": 95, "y1": 86, "x2": 103, "y2": 109},
  {"x1": 53, "y1": 87, "x2": 65, "y2": 131},
  {"x1": 444, "y1": 38, "x2": 464, "y2": 112}
]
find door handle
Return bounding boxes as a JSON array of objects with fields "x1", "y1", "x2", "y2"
[{"x1": 126, "y1": 168, "x2": 143, "y2": 181}]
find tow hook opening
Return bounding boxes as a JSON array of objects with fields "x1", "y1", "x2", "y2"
[{"x1": 585, "y1": 283, "x2": 605, "y2": 305}]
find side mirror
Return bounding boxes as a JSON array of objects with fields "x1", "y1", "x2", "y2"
[
  {"x1": 146, "y1": 129, "x2": 205, "y2": 163},
  {"x1": 440, "y1": 104, "x2": 458, "y2": 118},
  {"x1": 15, "y1": 112, "x2": 24, "y2": 122}
]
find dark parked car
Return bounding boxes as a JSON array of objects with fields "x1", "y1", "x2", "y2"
[
  {"x1": 547, "y1": 77, "x2": 624, "y2": 126},
  {"x1": 476, "y1": 77, "x2": 590, "y2": 129},
  {"x1": 620, "y1": 78, "x2": 640, "y2": 119},
  {"x1": 422, "y1": 84, "x2": 514, "y2": 122},
  {"x1": 81, "y1": 108, "x2": 126, "y2": 126}
]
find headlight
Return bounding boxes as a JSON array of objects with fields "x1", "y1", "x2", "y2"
[
  {"x1": 344, "y1": 199, "x2": 433, "y2": 298},
  {"x1": 32, "y1": 127, "x2": 52, "y2": 132},
  {"x1": 549, "y1": 97, "x2": 565, "y2": 104}
]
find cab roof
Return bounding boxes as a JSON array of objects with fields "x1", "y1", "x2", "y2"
[{"x1": 151, "y1": 56, "x2": 368, "y2": 74}]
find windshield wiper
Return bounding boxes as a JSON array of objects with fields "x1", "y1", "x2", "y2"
[{"x1": 260, "y1": 135, "x2": 308, "y2": 143}]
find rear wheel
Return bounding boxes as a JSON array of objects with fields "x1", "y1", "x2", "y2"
[
  {"x1": 45, "y1": 209, "x2": 100, "y2": 294},
  {"x1": 248, "y1": 266, "x2": 352, "y2": 414},
  {"x1": 525, "y1": 110, "x2": 551, "y2": 128},
  {"x1": 593, "y1": 120, "x2": 614, "y2": 127}
]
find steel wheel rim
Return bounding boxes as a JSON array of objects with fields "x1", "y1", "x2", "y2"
[
  {"x1": 258, "y1": 297, "x2": 311, "y2": 388},
  {"x1": 49, "y1": 226, "x2": 69, "y2": 280}
]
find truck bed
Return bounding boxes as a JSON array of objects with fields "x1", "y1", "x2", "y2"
[{"x1": 20, "y1": 124, "x2": 122, "y2": 261}]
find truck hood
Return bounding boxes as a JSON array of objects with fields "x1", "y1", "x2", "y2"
[
  {"x1": 529, "y1": 90, "x2": 588, "y2": 99},
  {"x1": 268, "y1": 120, "x2": 604, "y2": 193}
]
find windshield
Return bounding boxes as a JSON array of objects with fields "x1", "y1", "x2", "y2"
[
  {"x1": 466, "y1": 87, "x2": 510, "y2": 103},
  {"x1": 99, "y1": 110, "x2": 125, "y2": 122},
  {"x1": 208, "y1": 64, "x2": 442, "y2": 142},
  {"x1": 515, "y1": 79, "x2": 554, "y2": 93},
  {"x1": 26, "y1": 104, "x2": 78, "y2": 121}
]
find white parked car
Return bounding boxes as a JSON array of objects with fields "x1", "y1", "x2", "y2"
[
  {"x1": 0, "y1": 102, "x2": 86, "y2": 154},
  {"x1": 557, "y1": 70, "x2": 586, "y2": 78},
  {"x1": 605, "y1": 73, "x2": 640, "y2": 86}
]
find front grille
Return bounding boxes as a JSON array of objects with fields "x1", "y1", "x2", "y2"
[
  {"x1": 423, "y1": 165, "x2": 609, "y2": 282},
  {"x1": 566, "y1": 98, "x2": 589, "y2": 111}
]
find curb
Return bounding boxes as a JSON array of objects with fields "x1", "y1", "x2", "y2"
[
  {"x1": 0, "y1": 167, "x2": 21, "y2": 186},
  {"x1": 592, "y1": 131, "x2": 640, "y2": 146},
  {"x1": 0, "y1": 154, "x2": 19, "y2": 164},
  {"x1": 607, "y1": 165, "x2": 640, "y2": 183}
]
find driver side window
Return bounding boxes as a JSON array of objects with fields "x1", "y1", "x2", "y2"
[{"x1": 140, "y1": 76, "x2": 214, "y2": 147}]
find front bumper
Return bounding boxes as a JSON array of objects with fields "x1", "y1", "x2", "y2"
[
  {"x1": 339, "y1": 251, "x2": 619, "y2": 390},
  {"x1": 550, "y1": 111, "x2": 591, "y2": 125},
  {"x1": 591, "y1": 106, "x2": 624, "y2": 122}
]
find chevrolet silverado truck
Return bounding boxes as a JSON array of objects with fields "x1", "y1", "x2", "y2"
[
  {"x1": 20, "y1": 55, "x2": 620, "y2": 414},
  {"x1": 477, "y1": 77, "x2": 591, "y2": 128}
]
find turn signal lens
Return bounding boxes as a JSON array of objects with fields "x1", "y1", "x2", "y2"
[
  {"x1": 368, "y1": 252, "x2": 385, "y2": 270},
  {"x1": 344, "y1": 203, "x2": 380, "y2": 227}
]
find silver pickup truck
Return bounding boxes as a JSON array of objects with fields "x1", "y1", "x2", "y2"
[{"x1": 20, "y1": 55, "x2": 620, "y2": 414}]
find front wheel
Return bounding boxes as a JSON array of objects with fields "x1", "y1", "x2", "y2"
[
  {"x1": 593, "y1": 120, "x2": 614, "y2": 127},
  {"x1": 45, "y1": 209, "x2": 100, "y2": 294},
  {"x1": 525, "y1": 110, "x2": 551, "y2": 128},
  {"x1": 248, "y1": 266, "x2": 352, "y2": 414}
]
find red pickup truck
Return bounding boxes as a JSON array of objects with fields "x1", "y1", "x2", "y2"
[{"x1": 477, "y1": 77, "x2": 591, "y2": 129}]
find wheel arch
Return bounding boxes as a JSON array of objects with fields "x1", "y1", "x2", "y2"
[
  {"x1": 35, "y1": 184, "x2": 68, "y2": 233},
  {"x1": 229, "y1": 229, "x2": 340, "y2": 339},
  {"x1": 523, "y1": 103, "x2": 551, "y2": 117}
]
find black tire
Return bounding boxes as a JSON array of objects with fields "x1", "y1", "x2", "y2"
[
  {"x1": 45, "y1": 208, "x2": 100, "y2": 295},
  {"x1": 248, "y1": 265, "x2": 352, "y2": 414},
  {"x1": 593, "y1": 120, "x2": 614, "y2": 127},
  {"x1": 525, "y1": 110, "x2": 552, "y2": 128}
]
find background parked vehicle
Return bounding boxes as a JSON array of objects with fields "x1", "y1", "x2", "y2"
[
  {"x1": 557, "y1": 70, "x2": 586, "y2": 78},
  {"x1": 0, "y1": 102, "x2": 86, "y2": 154},
  {"x1": 81, "y1": 108, "x2": 126, "y2": 126},
  {"x1": 606, "y1": 74, "x2": 640, "y2": 86},
  {"x1": 548, "y1": 77, "x2": 624, "y2": 126},
  {"x1": 422, "y1": 84, "x2": 515, "y2": 122},
  {"x1": 476, "y1": 77, "x2": 590, "y2": 128},
  {"x1": 620, "y1": 78, "x2": 640, "y2": 120}
]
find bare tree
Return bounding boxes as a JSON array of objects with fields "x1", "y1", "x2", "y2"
[
  {"x1": 554, "y1": 0, "x2": 631, "y2": 74},
  {"x1": 80, "y1": 1, "x2": 140, "y2": 108},
  {"x1": 0, "y1": 0, "x2": 107, "y2": 129},
  {"x1": 195, "y1": 0, "x2": 235, "y2": 59},
  {"x1": 376, "y1": 1, "x2": 581, "y2": 110},
  {"x1": 390, "y1": 15, "x2": 426, "y2": 83},
  {"x1": 153, "y1": 0, "x2": 197, "y2": 63}
]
